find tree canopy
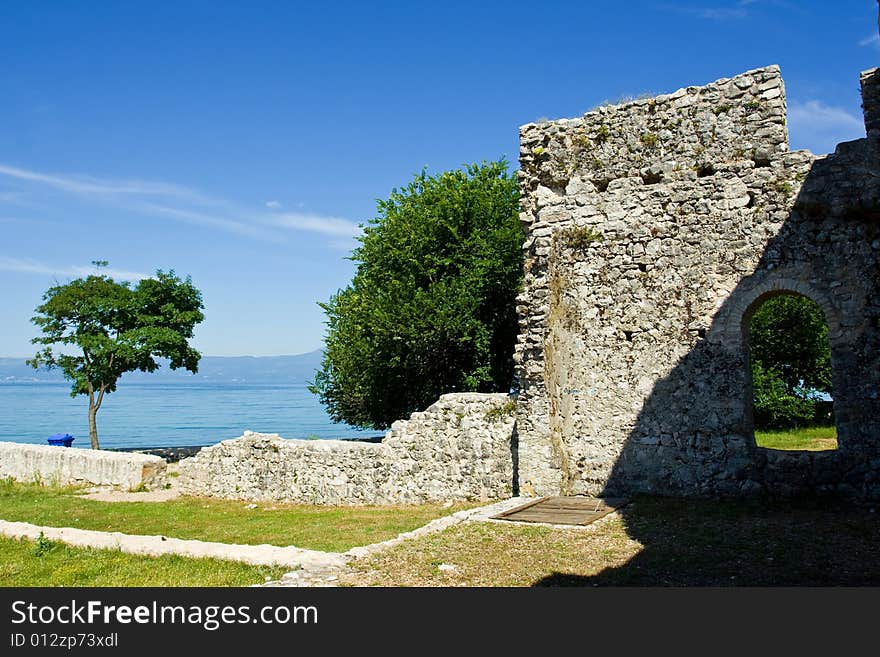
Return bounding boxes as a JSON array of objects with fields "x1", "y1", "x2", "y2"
[
  {"x1": 310, "y1": 160, "x2": 523, "y2": 429},
  {"x1": 748, "y1": 294, "x2": 832, "y2": 429},
  {"x1": 29, "y1": 265, "x2": 205, "y2": 448}
]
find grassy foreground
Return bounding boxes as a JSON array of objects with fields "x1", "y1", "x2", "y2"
[
  {"x1": 344, "y1": 496, "x2": 880, "y2": 586},
  {"x1": 0, "y1": 479, "x2": 475, "y2": 552},
  {"x1": 3, "y1": 486, "x2": 877, "y2": 586},
  {"x1": 0, "y1": 536, "x2": 286, "y2": 587},
  {"x1": 754, "y1": 426, "x2": 837, "y2": 451}
]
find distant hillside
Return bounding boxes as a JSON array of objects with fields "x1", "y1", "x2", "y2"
[{"x1": 0, "y1": 350, "x2": 324, "y2": 384}]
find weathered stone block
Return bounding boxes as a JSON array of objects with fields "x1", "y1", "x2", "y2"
[{"x1": 0, "y1": 442, "x2": 166, "y2": 490}]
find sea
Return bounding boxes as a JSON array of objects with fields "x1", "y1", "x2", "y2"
[{"x1": 0, "y1": 382, "x2": 377, "y2": 449}]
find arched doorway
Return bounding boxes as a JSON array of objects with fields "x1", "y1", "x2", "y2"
[{"x1": 743, "y1": 291, "x2": 837, "y2": 452}]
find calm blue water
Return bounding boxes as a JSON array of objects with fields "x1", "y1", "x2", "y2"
[{"x1": 0, "y1": 383, "x2": 376, "y2": 449}]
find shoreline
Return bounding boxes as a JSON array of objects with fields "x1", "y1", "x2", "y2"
[{"x1": 109, "y1": 434, "x2": 386, "y2": 462}]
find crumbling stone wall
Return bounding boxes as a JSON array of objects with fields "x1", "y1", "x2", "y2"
[
  {"x1": 515, "y1": 65, "x2": 880, "y2": 499},
  {"x1": 178, "y1": 393, "x2": 515, "y2": 504}
]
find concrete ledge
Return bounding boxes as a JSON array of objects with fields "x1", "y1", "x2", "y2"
[
  {"x1": 0, "y1": 519, "x2": 345, "y2": 569},
  {"x1": 0, "y1": 498, "x2": 525, "y2": 577},
  {"x1": 0, "y1": 442, "x2": 166, "y2": 490}
]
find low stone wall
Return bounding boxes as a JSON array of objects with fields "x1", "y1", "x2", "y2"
[
  {"x1": 0, "y1": 442, "x2": 166, "y2": 490},
  {"x1": 177, "y1": 393, "x2": 516, "y2": 504}
]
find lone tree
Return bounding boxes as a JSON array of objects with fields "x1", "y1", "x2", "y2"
[
  {"x1": 28, "y1": 262, "x2": 205, "y2": 449},
  {"x1": 310, "y1": 160, "x2": 523, "y2": 429}
]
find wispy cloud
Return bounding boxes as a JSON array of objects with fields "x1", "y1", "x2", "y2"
[
  {"x1": 859, "y1": 34, "x2": 880, "y2": 50},
  {"x1": 0, "y1": 256, "x2": 147, "y2": 281},
  {"x1": 0, "y1": 190, "x2": 28, "y2": 204},
  {"x1": 0, "y1": 163, "x2": 361, "y2": 245},
  {"x1": 0, "y1": 216, "x2": 59, "y2": 228},
  {"x1": 0, "y1": 163, "x2": 214, "y2": 203},
  {"x1": 267, "y1": 212, "x2": 361, "y2": 238},
  {"x1": 788, "y1": 100, "x2": 864, "y2": 155},
  {"x1": 660, "y1": 0, "x2": 779, "y2": 21},
  {"x1": 697, "y1": 7, "x2": 747, "y2": 20},
  {"x1": 138, "y1": 203, "x2": 284, "y2": 241}
]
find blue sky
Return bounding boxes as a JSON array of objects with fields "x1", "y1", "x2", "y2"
[{"x1": 0, "y1": 1, "x2": 877, "y2": 357}]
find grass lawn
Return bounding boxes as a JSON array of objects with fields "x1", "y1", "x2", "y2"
[
  {"x1": 0, "y1": 479, "x2": 476, "y2": 552},
  {"x1": 0, "y1": 535, "x2": 287, "y2": 587},
  {"x1": 754, "y1": 425, "x2": 837, "y2": 451},
  {"x1": 344, "y1": 496, "x2": 880, "y2": 586}
]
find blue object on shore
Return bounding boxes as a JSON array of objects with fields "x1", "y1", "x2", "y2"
[{"x1": 47, "y1": 433, "x2": 74, "y2": 447}]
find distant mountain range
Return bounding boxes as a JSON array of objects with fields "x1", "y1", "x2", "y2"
[{"x1": 0, "y1": 350, "x2": 324, "y2": 384}]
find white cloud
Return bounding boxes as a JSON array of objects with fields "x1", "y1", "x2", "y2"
[
  {"x1": 788, "y1": 100, "x2": 864, "y2": 154},
  {"x1": 859, "y1": 34, "x2": 880, "y2": 50},
  {"x1": 662, "y1": 0, "x2": 793, "y2": 21},
  {"x1": 138, "y1": 203, "x2": 284, "y2": 242},
  {"x1": 268, "y1": 212, "x2": 361, "y2": 238},
  {"x1": 698, "y1": 7, "x2": 747, "y2": 19},
  {"x1": 0, "y1": 256, "x2": 147, "y2": 281},
  {"x1": 327, "y1": 238, "x2": 359, "y2": 250},
  {"x1": 0, "y1": 190, "x2": 31, "y2": 207},
  {"x1": 661, "y1": 2, "x2": 750, "y2": 21},
  {"x1": 0, "y1": 163, "x2": 213, "y2": 203},
  {"x1": 0, "y1": 163, "x2": 358, "y2": 245}
]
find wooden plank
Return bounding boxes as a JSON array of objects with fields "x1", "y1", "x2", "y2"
[
  {"x1": 513, "y1": 508, "x2": 599, "y2": 518},
  {"x1": 509, "y1": 515, "x2": 596, "y2": 524},
  {"x1": 516, "y1": 504, "x2": 597, "y2": 516},
  {"x1": 492, "y1": 497, "x2": 549, "y2": 519},
  {"x1": 492, "y1": 496, "x2": 629, "y2": 526},
  {"x1": 509, "y1": 511, "x2": 611, "y2": 526},
  {"x1": 540, "y1": 500, "x2": 609, "y2": 511}
]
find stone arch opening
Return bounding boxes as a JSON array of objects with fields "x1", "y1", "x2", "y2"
[{"x1": 742, "y1": 290, "x2": 838, "y2": 453}]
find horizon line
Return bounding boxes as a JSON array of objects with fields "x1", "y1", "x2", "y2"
[{"x1": 0, "y1": 349, "x2": 323, "y2": 361}]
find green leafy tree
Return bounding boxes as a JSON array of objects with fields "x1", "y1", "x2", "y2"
[
  {"x1": 750, "y1": 360, "x2": 817, "y2": 429},
  {"x1": 748, "y1": 294, "x2": 832, "y2": 429},
  {"x1": 311, "y1": 160, "x2": 523, "y2": 429},
  {"x1": 28, "y1": 263, "x2": 205, "y2": 449}
]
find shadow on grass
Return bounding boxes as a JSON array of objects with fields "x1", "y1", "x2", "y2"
[{"x1": 532, "y1": 496, "x2": 880, "y2": 586}]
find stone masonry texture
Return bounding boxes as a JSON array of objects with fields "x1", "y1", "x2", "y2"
[
  {"x1": 177, "y1": 393, "x2": 515, "y2": 504},
  {"x1": 514, "y1": 65, "x2": 880, "y2": 500},
  {"x1": 179, "y1": 64, "x2": 880, "y2": 505},
  {"x1": 0, "y1": 441, "x2": 167, "y2": 490}
]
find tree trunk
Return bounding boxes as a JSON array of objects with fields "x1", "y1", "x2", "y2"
[{"x1": 88, "y1": 403, "x2": 100, "y2": 450}]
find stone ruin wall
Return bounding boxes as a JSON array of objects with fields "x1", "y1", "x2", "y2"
[
  {"x1": 178, "y1": 392, "x2": 514, "y2": 504},
  {"x1": 514, "y1": 65, "x2": 880, "y2": 500},
  {"x1": 179, "y1": 65, "x2": 880, "y2": 505}
]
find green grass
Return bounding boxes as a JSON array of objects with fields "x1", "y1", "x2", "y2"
[
  {"x1": 754, "y1": 425, "x2": 837, "y2": 451},
  {"x1": 0, "y1": 535, "x2": 287, "y2": 587},
  {"x1": 345, "y1": 497, "x2": 880, "y2": 586},
  {"x1": 0, "y1": 479, "x2": 475, "y2": 552}
]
